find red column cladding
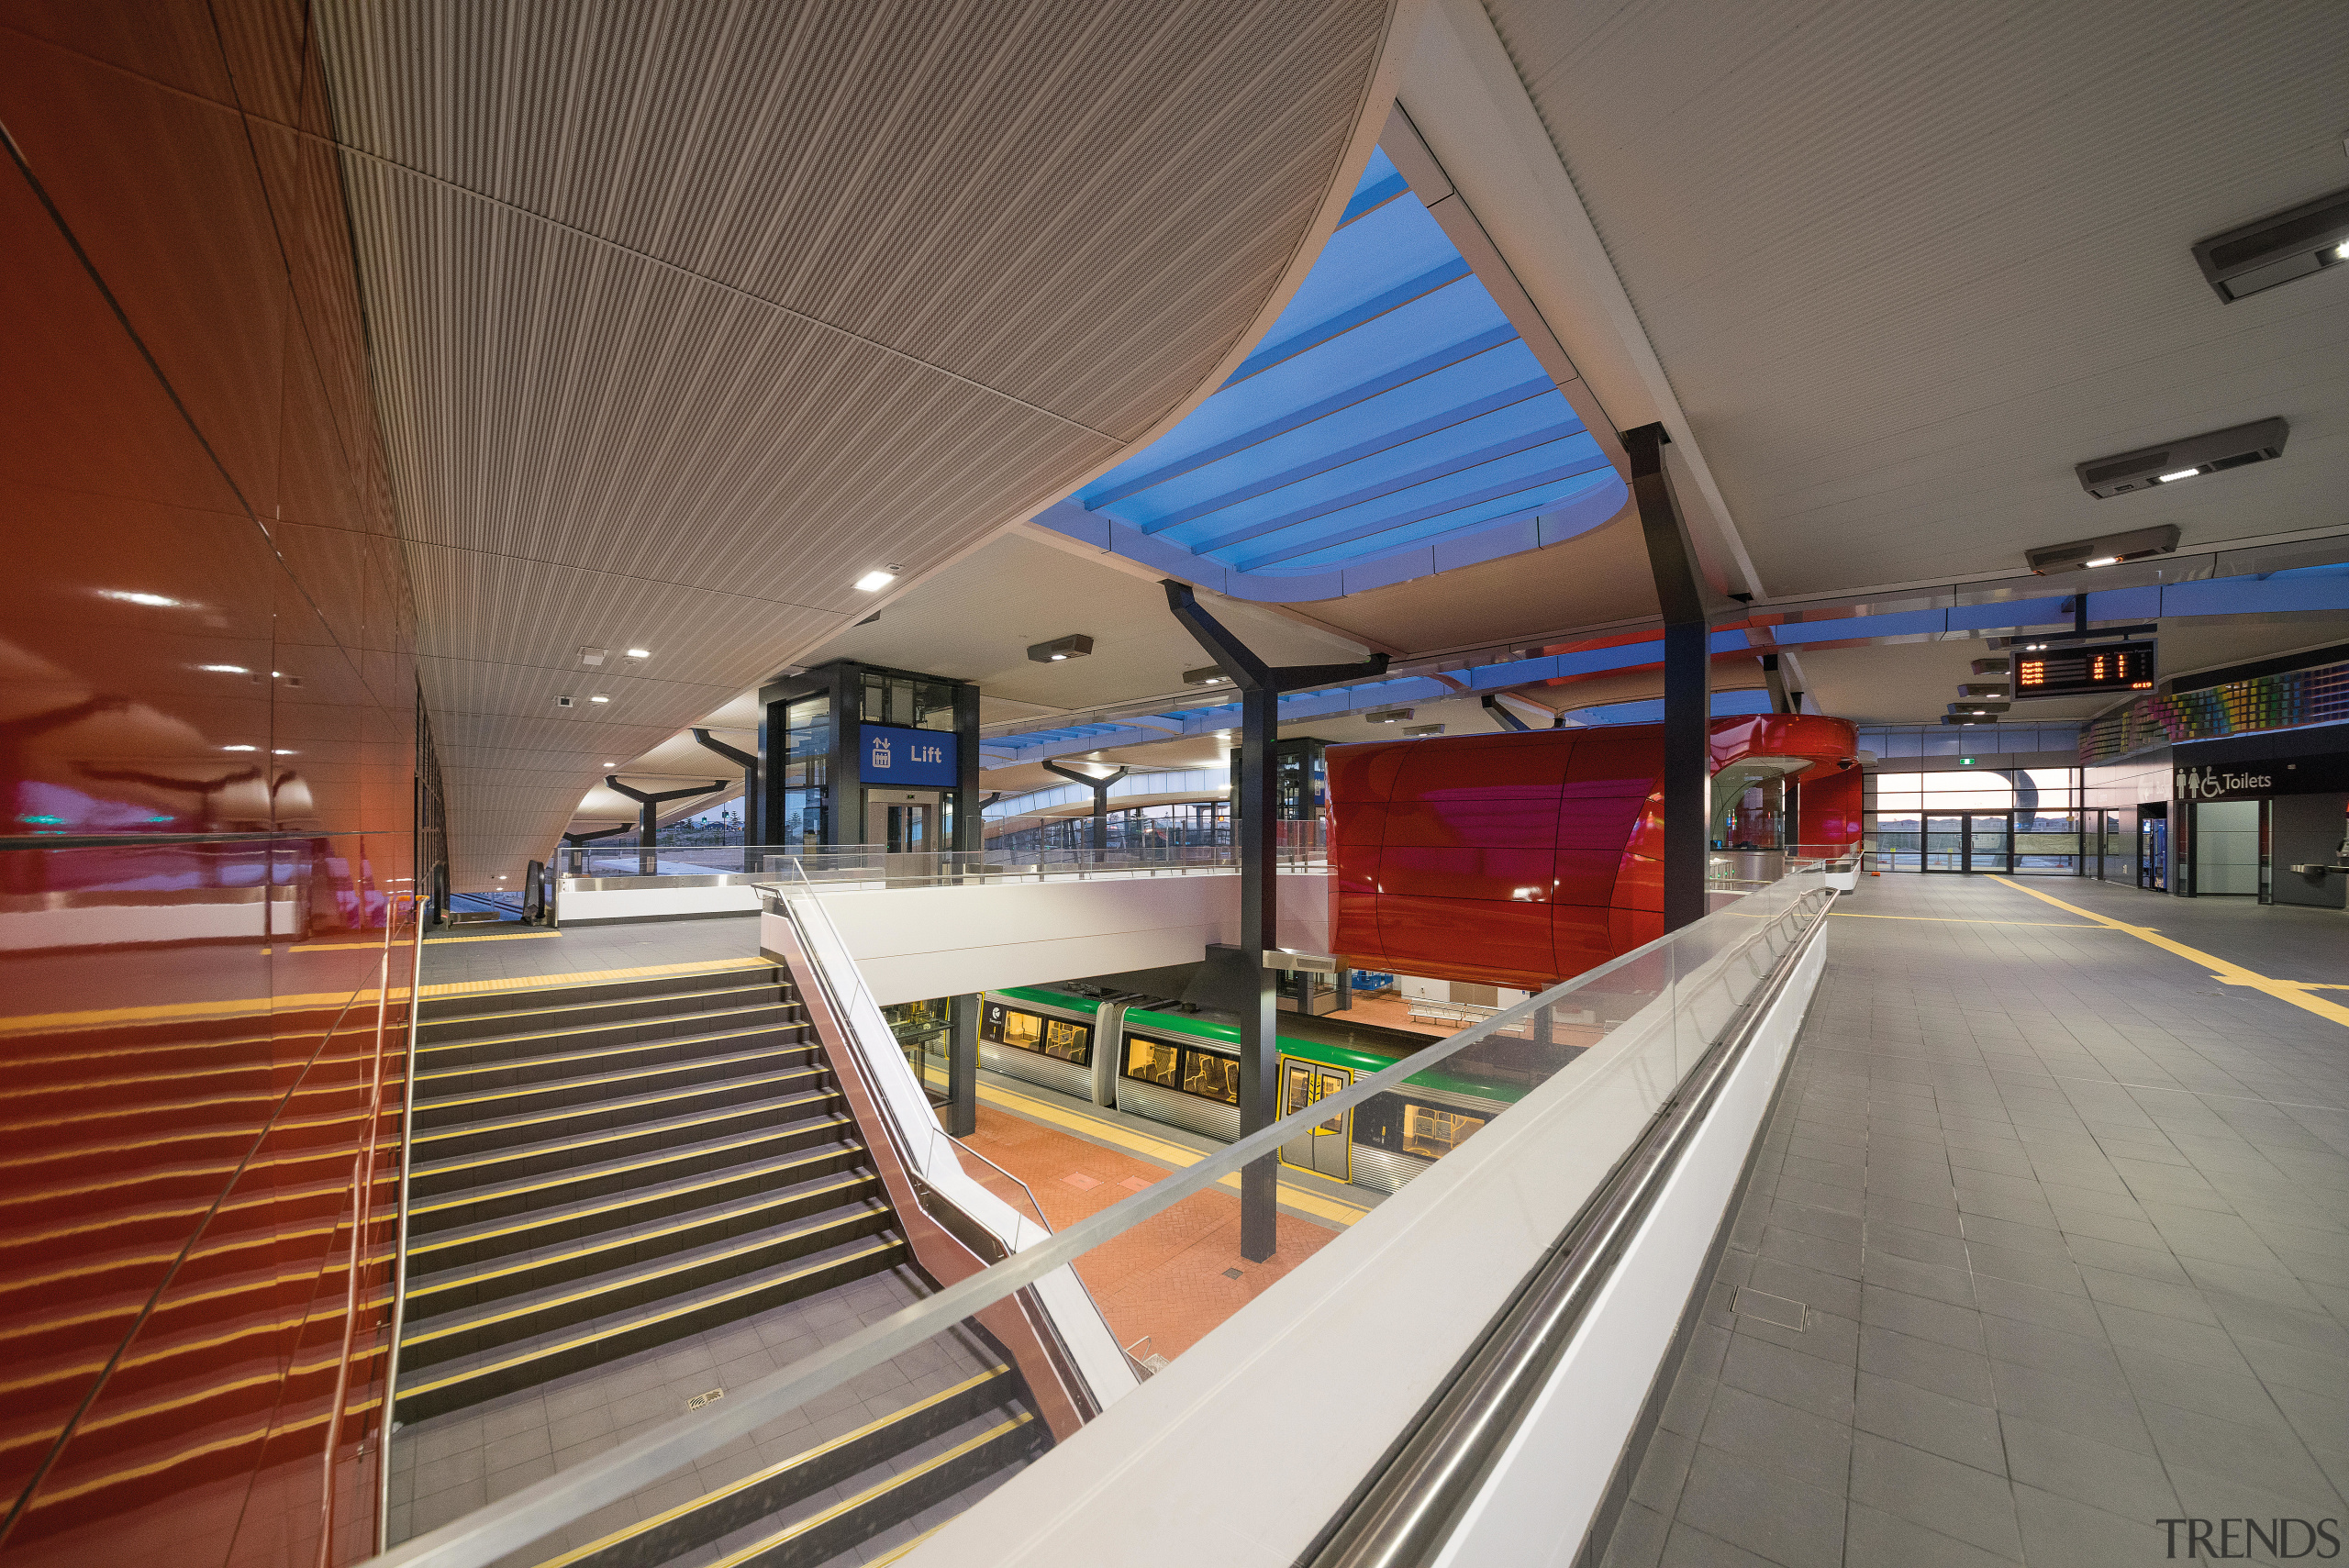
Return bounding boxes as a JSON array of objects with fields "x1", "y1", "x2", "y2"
[
  {"x1": 0, "y1": 6, "x2": 417, "y2": 1565},
  {"x1": 1330, "y1": 717, "x2": 1859, "y2": 989}
]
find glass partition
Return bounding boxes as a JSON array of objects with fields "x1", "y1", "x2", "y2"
[{"x1": 380, "y1": 865, "x2": 1835, "y2": 1568}]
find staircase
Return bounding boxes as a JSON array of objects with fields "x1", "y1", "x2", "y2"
[{"x1": 394, "y1": 962, "x2": 1045, "y2": 1563}]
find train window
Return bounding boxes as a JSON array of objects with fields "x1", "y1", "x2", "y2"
[
  {"x1": 1184, "y1": 1049, "x2": 1239, "y2": 1106},
  {"x1": 1041, "y1": 1017, "x2": 1091, "y2": 1064},
  {"x1": 995, "y1": 1008, "x2": 1043, "y2": 1053},
  {"x1": 1401, "y1": 1103, "x2": 1486, "y2": 1160},
  {"x1": 1125, "y1": 1035, "x2": 1181, "y2": 1087}
]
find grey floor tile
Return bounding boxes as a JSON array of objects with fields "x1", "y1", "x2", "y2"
[
  {"x1": 1674, "y1": 1444, "x2": 1846, "y2": 1568},
  {"x1": 1719, "y1": 1332, "x2": 1856, "y2": 1423},
  {"x1": 1999, "y1": 1412, "x2": 2176, "y2": 1518},
  {"x1": 1987, "y1": 1361, "x2": 2156, "y2": 1455},
  {"x1": 1845, "y1": 1503, "x2": 2020, "y2": 1567},
  {"x1": 2011, "y1": 1485, "x2": 2174, "y2": 1568},
  {"x1": 1848, "y1": 1431, "x2": 2023, "y2": 1559},
  {"x1": 1698, "y1": 1384, "x2": 1853, "y2": 1492},
  {"x1": 1862, "y1": 1283, "x2": 1984, "y2": 1351},
  {"x1": 1859, "y1": 1325, "x2": 1994, "y2": 1406},
  {"x1": 1854, "y1": 1371, "x2": 2004, "y2": 1473}
]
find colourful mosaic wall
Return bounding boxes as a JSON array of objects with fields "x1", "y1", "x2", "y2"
[{"x1": 2081, "y1": 660, "x2": 2349, "y2": 762}]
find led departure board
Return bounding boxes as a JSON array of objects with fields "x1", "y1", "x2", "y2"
[{"x1": 2013, "y1": 640, "x2": 2156, "y2": 697}]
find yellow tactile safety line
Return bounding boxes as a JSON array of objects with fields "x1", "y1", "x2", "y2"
[
  {"x1": 424, "y1": 929, "x2": 564, "y2": 943},
  {"x1": 1830, "y1": 912, "x2": 2105, "y2": 928},
  {"x1": 418, "y1": 955, "x2": 771, "y2": 998},
  {"x1": 1989, "y1": 876, "x2": 2349, "y2": 1030},
  {"x1": 971, "y1": 1078, "x2": 1371, "y2": 1227}
]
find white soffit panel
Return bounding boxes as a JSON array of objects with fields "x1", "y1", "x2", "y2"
[{"x1": 1479, "y1": 0, "x2": 2349, "y2": 600}]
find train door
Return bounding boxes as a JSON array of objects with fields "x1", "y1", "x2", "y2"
[{"x1": 1277, "y1": 1055, "x2": 1352, "y2": 1183}]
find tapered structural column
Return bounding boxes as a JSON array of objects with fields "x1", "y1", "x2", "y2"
[
  {"x1": 690, "y1": 728, "x2": 761, "y2": 870},
  {"x1": 1164, "y1": 581, "x2": 1386, "y2": 1261},
  {"x1": 604, "y1": 776, "x2": 726, "y2": 876},
  {"x1": 946, "y1": 993, "x2": 978, "y2": 1137},
  {"x1": 1041, "y1": 762, "x2": 1129, "y2": 860},
  {"x1": 1622, "y1": 424, "x2": 1712, "y2": 932}
]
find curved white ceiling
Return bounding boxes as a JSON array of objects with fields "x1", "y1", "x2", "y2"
[{"x1": 320, "y1": 0, "x2": 1410, "y2": 884}]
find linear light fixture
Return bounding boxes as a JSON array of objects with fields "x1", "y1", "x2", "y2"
[
  {"x1": 854, "y1": 568, "x2": 898, "y2": 592},
  {"x1": 2026, "y1": 524, "x2": 2182, "y2": 573},
  {"x1": 1364, "y1": 707, "x2": 1415, "y2": 724},
  {"x1": 1183, "y1": 665, "x2": 1230, "y2": 686},
  {"x1": 1028, "y1": 634, "x2": 1094, "y2": 663},
  {"x1": 2192, "y1": 185, "x2": 2349, "y2": 301},
  {"x1": 2075, "y1": 420, "x2": 2285, "y2": 500}
]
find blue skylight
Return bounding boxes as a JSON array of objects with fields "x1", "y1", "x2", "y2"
[{"x1": 1032, "y1": 147, "x2": 1628, "y2": 603}]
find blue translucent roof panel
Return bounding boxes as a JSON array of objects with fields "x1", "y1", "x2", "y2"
[{"x1": 1051, "y1": 147, "x2": 1630, "y2": 602}]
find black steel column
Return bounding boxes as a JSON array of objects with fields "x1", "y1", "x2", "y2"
[
  {"x1": 946, "y1": 993, "x2": 978, "y2": 1137},
  {"x1": 953, "y1": 682, "x2": 982, "y2": 851},
  {"x1": 604, "y1": 776, "x2": 725, "y2": 876},
  {"x1": 1164, "y1": 581, "x2": 1386, "y2": 1262},
  {"x1": 1624, "y1": 424, "x2": 1712, "y2": 932},
  {"x1": 1041, "y1": 762, "x2": 1128, "y2": 859},
  {"x1": 691, "y1": 728, "x2": 760, "y2": 869}
]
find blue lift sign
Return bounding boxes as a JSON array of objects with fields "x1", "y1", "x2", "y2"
[{"x1": 859, "y1": 724, "x2": 957, "y2": 787}]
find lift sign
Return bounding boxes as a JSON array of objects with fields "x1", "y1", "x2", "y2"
[
  {"x1": 860, "y1": 724, "x2": 957, "y2": 787},
  {"x1": 2013, "y1": 640, "x2": 2155, "y2": 697}
]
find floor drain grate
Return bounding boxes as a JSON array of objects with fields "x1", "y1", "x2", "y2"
[
  {"x1": 686, "y1": 1386, "x2": 724, "y2": 1411},
  {"x1": 1731, "y1": 1287, "x2": 1809, "y2": 1330},
  {"x1": 1223, "y1": 1267, "x2": 1245, "y2": 1280}
]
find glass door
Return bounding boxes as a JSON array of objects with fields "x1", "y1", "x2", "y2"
[
  {"x1": 1922, "y1": 814, "x2": 1965, "y2": 872},
  {"x1": 1964, "y1": 812, "x2": 2011, "y2": 873}
]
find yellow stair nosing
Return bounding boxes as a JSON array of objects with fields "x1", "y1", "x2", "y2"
[
  {"x1": 402, "y1": 1204, "x2": 891, "y2": 1340},
  {"x1": 412, "y1": 1040, "x2": 807, "y2": 1111},
  {"x1": 413, "y1": 1019, "x2": 813, "y2": 1084},
  {"x1": 406, "y1": 1133, "x2": 866, "y2": 1229},
  {"x1": 407, "y1": 1093, "x2": 844, "y2": 1178},
  {"x1": 397, "y1": 1238, "x2": 906, "y2": 1404},
  {"x1": 529, "y1": 1364, "x2": 1014, "y2": 1568},
  {"x1": 409, "y1": 1064, "x2": 828, "y2": 1141},
  {"x1": 705, "y1": 1415, "x2": 1035, "y2": 1568}
]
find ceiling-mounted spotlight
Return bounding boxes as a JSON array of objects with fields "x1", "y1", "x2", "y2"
[
  {"x1": 1970, "y1": 657, "x2": 2009, "y2": 676},
  {"x1": 1948, "y1": 701, "x2": 2009, "y2": 717},
  {"x1": 1957, "y1": 683, "x2": 2009, "y2": 698},
  {"x1": 1941, "y1": 714, "x2": 1999, "y2": 726},
  {"x1": 854, "y1": 567, "x2": 900, "y2": 592},
  {"x1": 1028, "y1": 634, "x2": 1095, "y2": 663},
  {"x1": 1183, "y1": 665, "x2": 1230, "y2": 687},
  {"x1": 2075, "y1": 419, "x2": 2285, "y2": 499},
  {"x1": 2192, "y1": 186, "x2": 2349, "y2": 301},
  {"x1": 1364, "y1": 707, "x2": 1415, "y2": 724},
  {"x1": 2026, "y1": 523, "x2": 2182, "y2": 574},
  {"x1": 625, "y1": 648, "x2": 651, "y2": 659},
  {"x1": 1402, "y1": 723, "x2": 1445, "y2": 737}
]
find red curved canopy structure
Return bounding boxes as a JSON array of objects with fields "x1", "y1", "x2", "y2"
[{"x1": 1330, "y1": 716, "x2": 1861, "y2": 991}]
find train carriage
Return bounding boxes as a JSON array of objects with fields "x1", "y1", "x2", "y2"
[{"x1": 979, "y1": 985, "x2": 1526, "y2": 1195}]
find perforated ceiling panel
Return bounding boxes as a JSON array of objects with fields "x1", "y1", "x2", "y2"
[{"x1": 317, "y1": 0, "x2": 1398, "y2": 884}]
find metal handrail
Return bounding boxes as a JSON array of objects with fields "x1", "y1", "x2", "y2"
[
  {"x1": 1301, "y1": 885, "x2": 1830, "y2": 1568},
  {"x1": 366, "y1": 870, "x2": 1831, "y2": 1568}
]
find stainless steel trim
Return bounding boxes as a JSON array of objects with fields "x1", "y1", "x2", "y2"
[
  {"x1": 378, "y1": 911, "x2": 427, "y2": 1551},
  {"x1": 1301, "y1": 904, "x2": 1829, "y2": 1568},
  {"x1": 558, "y1": 873, "x2": 766, "y2": 891}
]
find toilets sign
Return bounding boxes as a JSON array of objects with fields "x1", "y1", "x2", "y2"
[
  {"x1": 2172, "y1": 751, "x2": 2349, "y2": 802},
  {"x1": 859, "y1": 724, "x2": 958, "y2": 787}
]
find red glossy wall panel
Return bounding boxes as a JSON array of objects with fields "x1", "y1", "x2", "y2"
[
  {"x1": 1330, "y1": 716, "x2": 1859, "y2": 988},
  {"x1": 1, "y1": 7, "x2": 416, "y2": 1563}
]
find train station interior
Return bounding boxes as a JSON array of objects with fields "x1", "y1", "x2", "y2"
[{"x1": 6, "y1": 3, "x2": 2347, "y2": 1565}]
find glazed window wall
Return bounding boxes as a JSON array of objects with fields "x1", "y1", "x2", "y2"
[
  {"x1": 860, "y1": 673, "x2": 957, "y2": 731},
  {"x1": 986, "y1": 801, "x2": 1231, "y2": 855},
  {"x1": 781, "y1": 695, "x2": 829, "y2": 849},
  {"x1": 1865, "y1": 768, "x2": 2084, "y2": 873}
]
